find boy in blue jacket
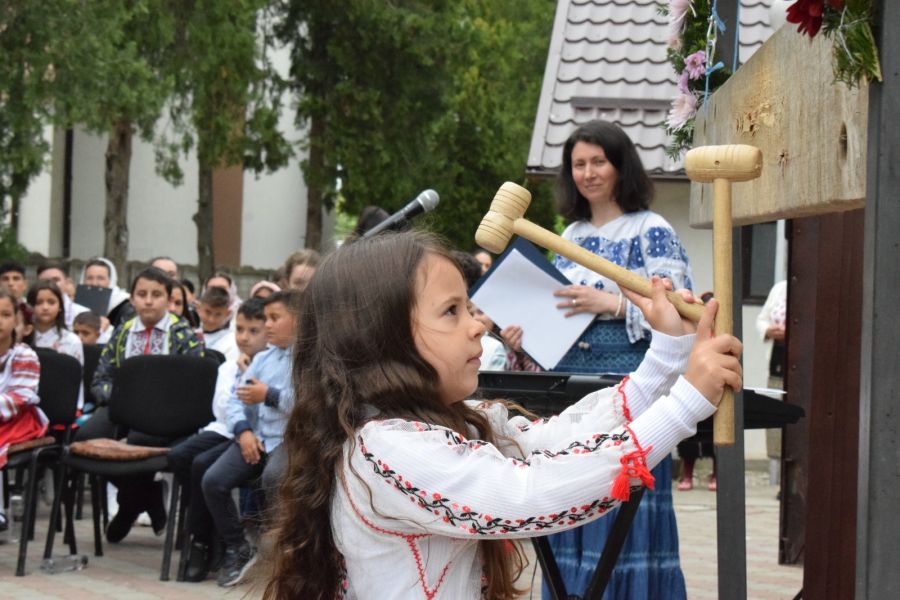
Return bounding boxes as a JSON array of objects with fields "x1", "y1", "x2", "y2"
[{"x1": 201, "y1": 289, "x2": 300, "y2": 587}]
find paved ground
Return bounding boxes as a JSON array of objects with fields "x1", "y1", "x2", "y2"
[{"x1": 1, "y1": 465, "x2": 802, "y2": 598}]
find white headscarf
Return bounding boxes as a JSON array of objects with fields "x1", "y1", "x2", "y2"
[{"x1": 79, "y1": 257, "x2": 131, "y2": 315}]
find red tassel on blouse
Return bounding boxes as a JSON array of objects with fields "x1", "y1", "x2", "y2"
[{"x1": 610, "y1": 447, "x2": 655, "y2": 502}]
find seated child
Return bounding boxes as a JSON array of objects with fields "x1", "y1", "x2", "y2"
[
  {"x1": 79, "y1": 267, "x2": 205, "y2": 543},
  {"x1": 196, "y1": 286, "x2": 238, "y2": 361},
  {"x1": 203, "y1": 289, "x2": 299, "y2": 587},
  {"x1": 27, "y1": 281, "x2": 85, "y2": 364},
  {"x1": 36, "y1": 262, "x2": 90, "y2": 329},
  {"x1": 0, "y1": 290, "x2": 44, "y2": 529},
  {"x1": 168, "y1": 298, "x2": 269, "y2": 582},
  {"x1": 261, "y1": 231, "x2": 742, "y2": 599},
  {"x1": 27, "y1": 280, "x2": 85, "y2": 410},
  {"x1": 72, "y1": 311, "x2": 102, "y2": 346}
]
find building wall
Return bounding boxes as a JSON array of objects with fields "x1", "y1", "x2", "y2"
[
  {"x1": 16, "y1": 126, "x2": 62, "y2": 257},
  {"x1": 240, "y1": 45, "x2": 310, "y2": 270}
]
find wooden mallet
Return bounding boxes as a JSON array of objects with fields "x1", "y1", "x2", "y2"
[
  {"x1": 475, "y1": 181, "x2": 705, "y2": 324},
  {"x1": 685, "y1": 144, "x2": 763, "y2": 446}
]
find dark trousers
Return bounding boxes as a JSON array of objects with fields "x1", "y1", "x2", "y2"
[
  {"x1": 167, "y1": 430, "x2": 230, "y2": 542},
  {"x1": 201, "y1": 442, "x2": 285, "y2": 547},
  {"x1": 75, "y1": 407, "x2": 170, "y2": 519}
]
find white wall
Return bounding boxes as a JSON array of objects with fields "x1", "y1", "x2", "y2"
[
  {"x1": 68, "y1": 126, "x2": 200, "y2": 265},
  {"x1": 16, "y1": 126, "x2": 60, "y2": 256},
  {"x1": 240, "y1": 45, "x2": 310, "y2": 270}
]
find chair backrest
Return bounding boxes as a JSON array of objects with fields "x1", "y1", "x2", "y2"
[
  {"x1": 34, "y1": 348, "x2": 82, "y2": 427},
  {"x1": 204, "y1": 348, "x2": 227, "y2": 366},
  {"x1": 108, "y1": 354, "x2": 217, "y2": 438},
  {"x1": 82, "y1": 343, "x2": 103, "y2": 406}
]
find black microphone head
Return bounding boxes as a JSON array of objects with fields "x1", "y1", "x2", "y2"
[{"x1": 417, "y1": 189, "x2": 440, "y2": 212}]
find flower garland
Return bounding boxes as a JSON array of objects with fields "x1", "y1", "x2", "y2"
[
  {"x1": 785, "y1": 0, "x2": 881, "y2": 86},
  {"x1": 662, "y1": 0, "x2": 880, "y2": 160},
  {"x1": 661, "y1": 0, "x2": 731, "y2": 160}
]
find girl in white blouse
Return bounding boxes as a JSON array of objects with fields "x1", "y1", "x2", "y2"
[
  {"x1": 262, "y1": 232, "x2": 742, "y2": 600},
  {"x1": 27, "y1": 280, "x2": 84, "y2": 409}
]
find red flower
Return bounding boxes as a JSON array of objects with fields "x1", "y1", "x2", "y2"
[{"x1": 786, "y1": 0, "x2": 824, "y2": 37}]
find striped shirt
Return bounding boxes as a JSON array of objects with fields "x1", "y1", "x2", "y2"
[{"x1": 0, "y1": 343, "x2": 41, "y2": 422}]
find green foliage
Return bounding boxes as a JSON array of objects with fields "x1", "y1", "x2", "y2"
[
  {"x1": 157, "y1": 0, "x2": 292, "y2": 181},
  {"x1": 0, "y1": 223, "x2": 28, "y2": 261},
  {"x1": 0, "y1": 1, "x2": 176, "y2": 201},
  {"x1": 277, "y1": 0, "x2": 556, "y2": 250}
]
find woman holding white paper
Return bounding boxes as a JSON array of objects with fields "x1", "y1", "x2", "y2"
[{"x1": 543, "y1": 120, "x2": 693, "y2": 600}]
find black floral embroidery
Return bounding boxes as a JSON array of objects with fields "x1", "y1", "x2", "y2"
[{"x1": 358, "y1": 425, "x2": 632, "y2": 535}]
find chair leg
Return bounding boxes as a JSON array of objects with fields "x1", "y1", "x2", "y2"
[
  {"x1": 63, "y1": 471, "x2": 78, "y2": 556},
  {"x1": 74, "y1": 473, "x2": 85, "y2": 520},
  {"x1": 89, "y1": 475, "x2": 103, "y2": 557},
  {"x1": 100, "y1": 477, "x2": 109, "y2": 530},
  {"x1": 15, "y1": 452, "x2": 41, "y2": 576},
  {"x1": 43, "y1": 462, "x2": 68, "y2": 560},
  {"x1": 160, "y1": 477, "x2": 180, "y2": 581},
  {"x1": 175, "y1": 487, "x2": 192, "y2": 581}
]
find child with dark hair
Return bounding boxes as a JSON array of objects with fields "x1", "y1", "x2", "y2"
[
  {"x1": 27, "y1": 281, "x2": 85, "y2": 409},
  {"x1": 197, "y1": 286, "x2": 237, "y2": 361},
  {"x1": 170, "y1": 282, "x2": 199, "y2": 328},
  {"x1": 260, "y1": 231, "x2": 741, "y2": 600},
  {"x1": 0, "y1": 260, "x2": 28, "y2": 301},
  {"x1": 77, "y1": 267, "x2": 205, "y2": 543},
  {"x1": 204, "y1": 289, "x2": 301, "y2": 587},
  {"x1": 73, "y1": 311, "x2": 102, "y2": 345},
  {"x1": 168, "y1": 298, "x2": 270, "y2": 582},
  {"x1": 27, "y1": 281, "x2": 84, "y2": 363},
  {"x1": 0, "y1": 289, "x2": 44, "y2": 528},
  {"x1": 36, "y1": 261, "x2": 90, "y2": 328}
]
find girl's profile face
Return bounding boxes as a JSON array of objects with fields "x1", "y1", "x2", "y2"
[
  {"x1": 411, "y1": 255, "x2": 486, "y2": 405},
  {"x1": 34, "y1": 289, "x2": 61, "y2": 328},
  {"x1": 0, "y1": 297, "x2": 16, "y2": 345},
  {"x1": 169, "y1": 286, "x2": 185, "y2": 315}
]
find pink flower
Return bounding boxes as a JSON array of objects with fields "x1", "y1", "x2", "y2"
[
  {"x1": 684, "y1": 50, "x2": 707, "y2": 79},
  {"x1": 677, "y1": 70, "x2": 690, "y2": 94},
  {"x1": 666, "y1": 92, "x2": 698, "y2": 131},
  {"x1": 668, "y1": 0, "x2": 693, "y2": 27}
]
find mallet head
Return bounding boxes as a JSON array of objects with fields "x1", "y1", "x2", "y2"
[
  {"x1": 684, "y1": 144, "x2": 763, "y2": 183},
  {"x1": 476, "y1": 182, "x2": 532, "y2": 254}
]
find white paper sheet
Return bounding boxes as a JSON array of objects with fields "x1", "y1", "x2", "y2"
[{"x1": 470, "y1": 249, "x2": 593, "y2": 369}]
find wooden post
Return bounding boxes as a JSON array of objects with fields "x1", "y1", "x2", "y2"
[{"x1": 856, "y1": 1, "x2": 900, "y2": 596}]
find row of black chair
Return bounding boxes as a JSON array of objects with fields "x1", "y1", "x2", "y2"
[{"x1": 2, "y1": 351, "x2": 218, "y2": 580}]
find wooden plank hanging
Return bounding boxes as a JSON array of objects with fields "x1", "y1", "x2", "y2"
[{"x1": 690, "y1": 25, "x2": 868, "y2": 228}]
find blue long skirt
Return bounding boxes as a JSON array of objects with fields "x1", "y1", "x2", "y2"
[{"x1": 545, "y1": 320, "x2": 687, "y2": 600}]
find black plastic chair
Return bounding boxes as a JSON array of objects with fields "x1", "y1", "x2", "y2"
[
  {"x1": 1, "y1": 349, "x2": 81, "y2": 576},
  {"x1": 44, "y1": 354, "x2": 217, "y2": 580},
  {"x1": 73, "y1": 343, "x2": 103, "y2": 521}
]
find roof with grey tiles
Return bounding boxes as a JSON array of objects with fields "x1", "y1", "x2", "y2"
[{"x1": 527, "y1": 0, "x2": 776, "y2": 179}]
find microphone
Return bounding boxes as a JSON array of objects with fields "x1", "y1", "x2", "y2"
[{"x1": 362, "y1": 189, "x2": 440, "y2": 238}]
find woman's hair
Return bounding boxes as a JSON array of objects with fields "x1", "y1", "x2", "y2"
[
  {"x1": 26, "y1": 280, "x2": 67, "y2": 333},
  {"x1": 171, "y1": 283, "x2": 199, "y2": 327},
  {"x1": 349, "y1": 205, "x2": 391, "y2": 239},
  {"x1": 557, "y1": 119, "x2": 654, "y2": 221},
  {"x1": 84, "y1": 258, "x2": 112, "y2": 279},
  {"x1": 263, "y1": 231, "x2": 525, "y2": 600},
  {"x1": 282, "y1": 248, "x2": 321, "y2": 276}
]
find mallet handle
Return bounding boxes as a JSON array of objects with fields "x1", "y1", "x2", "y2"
[
  {"x1": 511, "y1": 218, "x2": 705, "y2": 323},
  {"x1": 712, "y1": 178, "x2": 735, "y2": 447}
]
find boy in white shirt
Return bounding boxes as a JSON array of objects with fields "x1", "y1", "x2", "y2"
[
  {"x1": 197, "y1": 286, "x2": 238, "y2": 362},
  {"x1": 168, "y1": 298, "x2": 269, "y2": 582}
]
